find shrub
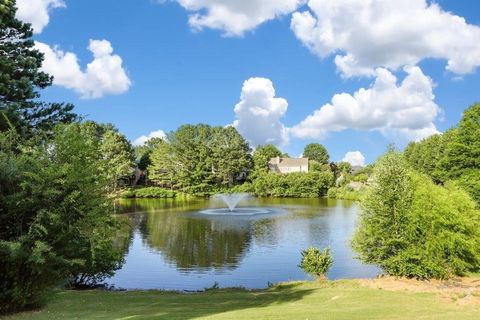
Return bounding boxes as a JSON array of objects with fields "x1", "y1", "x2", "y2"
[
  {"x1": 120, "y1": 187, "x2": 177, "y2": 199},
  {"x1": 134, "y1": 187, "x2": 176, "y2": 198},
  {"x1": 299, "y1": 247, "x2": 333, "y2": 279},
  {"x1": 1, "y1": 124, "x2": 124, "y2": 312},
  {"x1": 120, "y1": 189, "x2": 136, "y2": 198},
  {"x1": 352, "y1": 150, "x2": 480, "y2": 279},
  {"x1": 253, "y1": 171, "x2": 334, "y2": 198},
  {"x1": 327, "y1": 187, "x2": 337, "y2": 198}
]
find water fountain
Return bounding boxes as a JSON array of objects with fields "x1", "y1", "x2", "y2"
[
  {"x1": 198, "y1": 193, "x2": 280, "y2": 216},
  {"x1": 215, "y1": 193, "x2": 251, "y2": 211}
]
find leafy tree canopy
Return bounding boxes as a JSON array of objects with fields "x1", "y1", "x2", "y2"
[
  {"x1": 353, "y1": 150, "x2": 480, "y2": 279},
  {"x1": 303, "y1": 143, "x2": 329, "y2": 164}
]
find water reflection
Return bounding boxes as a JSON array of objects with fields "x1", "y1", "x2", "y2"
[{"x1": 108, "y1": 197, "x2": 379, "y2": 290}]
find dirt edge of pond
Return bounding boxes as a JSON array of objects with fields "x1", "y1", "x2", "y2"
[{"x1": 359, "y1": 276, "x2": 480, "y2": 305}]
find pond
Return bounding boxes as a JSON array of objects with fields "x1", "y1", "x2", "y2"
[{"x1": 107, "y1": 197, "x2": 380, "y2": 290}]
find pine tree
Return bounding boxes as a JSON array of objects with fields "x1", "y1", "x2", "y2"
[{"x1": 0, "y1": 1, "x2": 76, "y2": 135}]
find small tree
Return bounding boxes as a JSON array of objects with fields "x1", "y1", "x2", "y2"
[
  {"x1": 299, "y1": 247, "x2": 333, "y2": 279},
  {"x1": 353, "y1": 149, "x2": 480, "y2": 279}
]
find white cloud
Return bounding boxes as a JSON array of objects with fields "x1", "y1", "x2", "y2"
[
  {"x1": 16, "y1": 0, "x2": 65, "y2": 34},
  {"x1": 291, "y1": 0, "x2": 480, "y2": 77},
  {"x1": 168, "y1": 0, "x2": 305, "y2": 36},
  {"x1": 233, "y1": 77, "x2": 289, "y2": 147},
  {"x1": 291, "y1": 66, "x2": 440, "y2": 142},
  {"x1": 133, "y1": 130, "x2": 167, "y2": 146},
  {"x1": 36, "y1": 39, "x2": 131, "y2": 99},
  {"x1": 342, "y1": 151, "x2": 365, "y2": 167}
]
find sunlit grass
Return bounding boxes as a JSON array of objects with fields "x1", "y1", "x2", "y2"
[{"x1": 4, "y1": 280, "x2": 479, "y2": 320}]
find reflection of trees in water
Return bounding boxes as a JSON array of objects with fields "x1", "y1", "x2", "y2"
[
  {"x1": 144, "y1": 213, "x2": 252, "y2": 270},
  {"x1": 121, "y1": 199, "x2": 253, "y2": 271}
]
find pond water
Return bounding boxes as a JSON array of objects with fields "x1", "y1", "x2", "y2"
[{"x1": 107, "y1": 197, "x2": 380, "y2": 290}]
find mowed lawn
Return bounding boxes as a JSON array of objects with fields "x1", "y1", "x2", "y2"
[{"x1": 3, "y1": 281, "x2": 479, "y2": 320}]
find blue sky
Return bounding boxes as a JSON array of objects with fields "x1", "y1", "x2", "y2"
[{"x1": 16, "y1": 0, "x2": 480, "y2": 165}]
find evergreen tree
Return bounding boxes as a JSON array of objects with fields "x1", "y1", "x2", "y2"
[{"x1": 0, "y1": 1, "x2": 76, "y2": 135}]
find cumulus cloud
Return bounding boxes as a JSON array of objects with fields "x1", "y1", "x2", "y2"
[
  {"x1": 233, "y1": 77, "x2": 289, "y2": 147},
  {"x1": 291, "y1": 0, "x2": 480, "y2": 77},
  {"x1": 133, "y1": 130, "x2": 167, "y2": 146},
  {"x1": 167, "y1": 0, "x2": 305, "y2": 36},
  {"x1": 16, "y1": 0, "x2": 65, "y2": 33},
  {"x1": 36, "y1": 39, "x2": 131, "y2": 99},
  {"x1": 291, "y1": 66, "x2": 441, "y2": 142},
  {"x1": 342, "y1": 151, "x2": 365, "y2": 167}
]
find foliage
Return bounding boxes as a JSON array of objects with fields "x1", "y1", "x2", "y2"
[
  {"x1": 303, "y1": 143, "x2": 329, "y2": 164},
  {"x1": 0, "y1": 2, "x2": 76, "y2": 136},
  {"x1": 327, "y1": 186, "x2": 363, "y2": 201},
  {"x1": 351, "y1": 173, "x2": 368, "y2": 183},
  {"x1": 134, "y1": 137, "x2": 165, "y2": 171},
  {"x1": 353, "y1": 150, "x2": 480, "y2": 279},
  {"x1": 299, "y1": 247, "x2": 333, "y2": 278},
  {"x1": 405, "y1": 103, "x2": 480, "y2": 205},
  {"x1": 253, "y1": 171, "x2": 334, "y2": 198},
  {"x1": 148, "y1": 124, "x2": 252, "y2": 194},
  {"x1": 99, "y1": 127, "x2": 135, "y2": 191},
  {"x1": 210, "y1": 126, "x2": 252, "y2": 186},
  {"x1": 0, "y1": 124, "x2": 125, "y2": 312},
  {"x1": 404, "y1": 133, "x2": 450, "y2": 184},
  {"x1": 251, "y1": 144, "x2": 282, "y2": 178},
  {"x1": 337, "y1": 162, "x2": 352, "y2": 174},
  {"x1": 441, "y1": 103, "x2": 480, "y2": 204},
  {"x1": 120, "y1": 187, "x2": 177, "y2": 199}
]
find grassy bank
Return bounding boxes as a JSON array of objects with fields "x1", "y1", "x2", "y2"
[{"x1": 4, "y1": 280, "x2": 479, "y2": 320}]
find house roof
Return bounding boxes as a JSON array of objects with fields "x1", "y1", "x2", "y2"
[{"x1": 269, "y1": 157, "x2": 309, "y2": 168}]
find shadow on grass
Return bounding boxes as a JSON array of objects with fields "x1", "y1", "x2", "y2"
[{"x1": 9, "y1": 283, "x2": 316, "y2": 320}]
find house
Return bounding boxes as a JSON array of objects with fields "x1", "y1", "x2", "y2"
[{"x1": 268, "y1": 156, "x2": 309, "y2": 173}]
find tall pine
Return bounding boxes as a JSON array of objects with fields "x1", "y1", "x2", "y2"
[{"x1": 0, "y1": 0, "x2": 76, "y2": 135}]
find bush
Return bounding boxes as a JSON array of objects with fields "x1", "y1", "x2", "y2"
[
  {"x1": 120, "y1": 189, "x2": 136, "y2": 198},
  {"x1": 352, "y1": 150, "x2": 480, "y2": 279},
  {"x1": 327, "y1": 188, "x2": 337, "y2": 198},
  {"x1": 253, "y1": 171, "x2": 334, "y2": 198},
  {"x1": 1, "y1": 124, "x2": 124, "y2": 312},
  {"x1": 120, "y1": 187, "x2": 177, "y2": 199},
  {"x1": 299, "y1": 247, "x2": 333, "y2": 279}
]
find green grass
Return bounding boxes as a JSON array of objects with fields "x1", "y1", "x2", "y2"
[{"x1": 3, "y1": 281, "x2": 479, "y2": 320}]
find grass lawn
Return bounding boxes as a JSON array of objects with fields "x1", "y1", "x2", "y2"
[{"x1": 3, "y1": 280, "x2": 479, "y2": 320}]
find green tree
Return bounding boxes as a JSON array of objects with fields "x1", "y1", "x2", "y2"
[
  {"x1": 404, "y1": 133, "x2": 450, "y2": 184},
  {"x1": 441, "y1": 103, "x2": 480, "y2": 204},
  {"x1": 148, "y1": 139, "x2": 174, "y2": 186},
  {"x1": 337, "y1": 162, "x2": 352, "y2": 174},
  {"x1": 135, "y1": 137, "x2": 164, "y2": 171},
  {"x1": 0, "y1": 1, "x2": 76, "y2": 135},
  {"x1": 303, "y1": 143, "x2": 329, "y2": 164},
  {"x1": 353, "y1": 150, "x2": 480, "y2": 279},
  {"x1": 210, "y1": 126, "x2": 252, "y2": 186},
  {"x1": 100, "y1": 129, "x2": 135, "y2": 191},
  {"x1": 252, "y1": 144, "x2": 282, "y2": 178},
  {"x1": 0, "y1": 123, "x2": 124, "y2": 312},
  {"x1": 148, "y1": 125, "x2": 252, "y2": 193}
]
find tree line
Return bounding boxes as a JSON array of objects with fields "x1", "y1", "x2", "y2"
[{"x1": 136, "y1": 127, "x2": 352, "y2": 197}]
